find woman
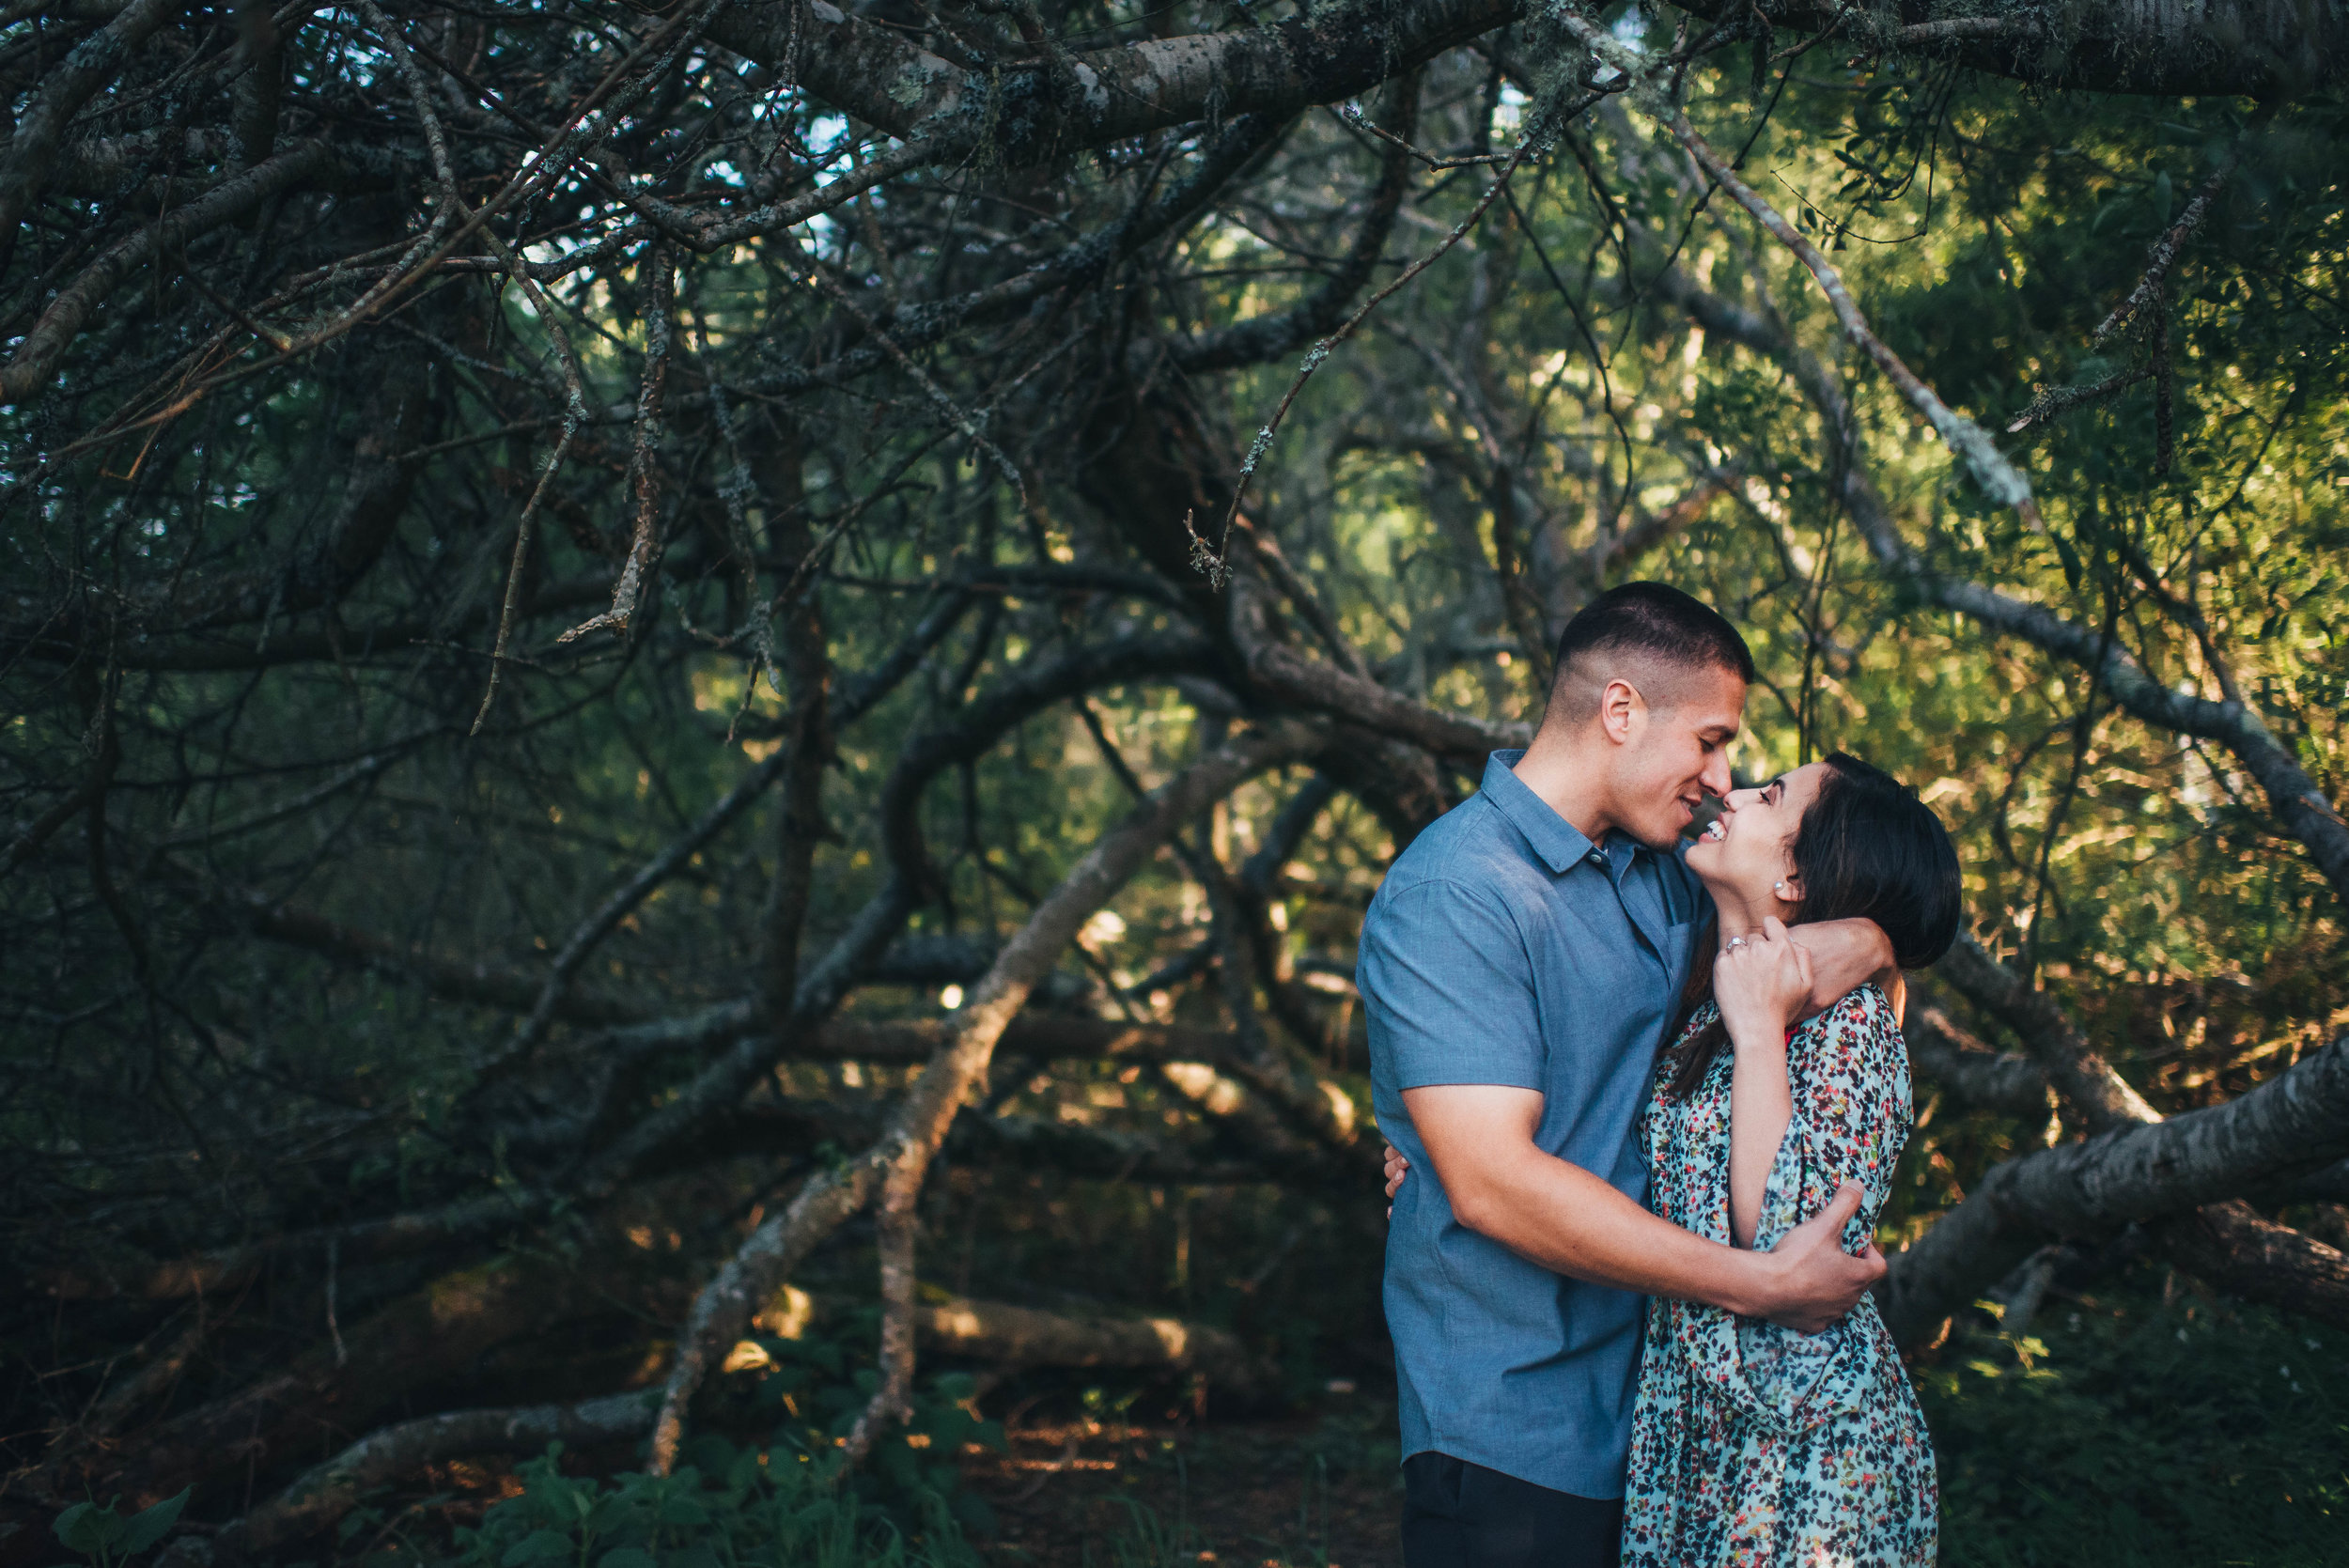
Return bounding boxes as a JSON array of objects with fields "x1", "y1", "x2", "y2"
[
  {"x1": 1382, "y1": 752, "x2": 1959, "y2": 1566},
  {"x1": 1624, "y1": 752, "x2": 1955, "y2": 1566}
]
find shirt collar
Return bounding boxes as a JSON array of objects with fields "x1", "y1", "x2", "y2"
[{"x1": 1481, "y1": 750, "x2": 1609, "y2": 876}]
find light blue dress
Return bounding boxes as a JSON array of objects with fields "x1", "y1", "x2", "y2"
[{"x1": 1622, "y1": 985, "x2": 1938, "y2": 1566}]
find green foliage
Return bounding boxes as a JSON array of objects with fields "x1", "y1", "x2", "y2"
[
  {"x1": 51, "y1": 1488, "x2": 190, "y2": 1568},
  {"x1": 1921, "y1": 1285, "x2": 2349, "y2": 1566},
  {"x1": 1093, "y1": 1495, "x2": 1204, "y2": 1568},
  {"x1": 740, "y1": 1325, "x2": 1006, "y2": 1536},
  {"x1": 446, "y1": 1438, "x2": 980, "y2": 1568},
  {"x1": 1083, "y1": 1458, "x2": 1339, "y2": 1568}
]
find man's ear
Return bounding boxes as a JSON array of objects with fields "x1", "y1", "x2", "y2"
[{"x1": 1598, "y1": 677, "x2": 1644, "y2": 744}]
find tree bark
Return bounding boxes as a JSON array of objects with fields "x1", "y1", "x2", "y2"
[
  {"x1": 214, "y1": 1393, "x2": 658, "y2": 1560},
  {"x1": 1882, "y1": 1033, "x2": 2349, "y2": 1342},
  {"x1": 644, "y1": 721, "x2": 1325, "y2": 1472},
  {"x1": 2153, "y1": 1201, "x2": 2349, "y2": 1330}
]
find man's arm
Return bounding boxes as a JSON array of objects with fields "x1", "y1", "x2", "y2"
[
  {"x1": 1402, "y1": 1083, "x2": 1883, "y2": 1332},
  {"x1": 1785, "y1": 917, "x2": 1895, "y2": 1019}
]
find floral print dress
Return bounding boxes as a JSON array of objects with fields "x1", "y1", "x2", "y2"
[{"x1": 1621, "y1": 985, "x2": 1937, "y2": 1567}]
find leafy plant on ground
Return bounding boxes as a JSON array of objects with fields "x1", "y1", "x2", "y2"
[
  {"x1": 51, "y1": 1488, "x2": 190, "y2": 1568},
  {"x1": 741, "y1": 1324, "x2": 1007, "y2": 1535},
  {"x1": 446, "y1": 1436, "x2": 980, "y2": 1568},
  {"x1": 1921, "y1": 1282, "x2": 2348, "y2": 1568}
]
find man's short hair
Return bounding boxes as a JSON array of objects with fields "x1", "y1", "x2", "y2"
[{"x1": 1549, "y1": 582, "x2": 1755, "y2": 713}]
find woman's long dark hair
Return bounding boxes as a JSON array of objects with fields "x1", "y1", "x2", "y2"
[{"x1": 1658, "y1": 752, "x2": 1962, "y2": 1098}]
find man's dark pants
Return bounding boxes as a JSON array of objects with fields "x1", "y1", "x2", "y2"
[{"x1": 1401, "y1": 1452, "x2": 1624, "y2": 1568}]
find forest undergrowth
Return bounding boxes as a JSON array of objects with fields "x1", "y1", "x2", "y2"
[{"x1": 37, "y1": 1270, "x2": 2341, "y2": 1568}]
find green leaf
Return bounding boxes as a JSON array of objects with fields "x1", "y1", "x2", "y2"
[
  {"x1": 56, "y1": 1500, "x2": 128, "y2": 1558},
  {"x1": 53, "y1": 1503, "x2": 101, "y2": 1556},
  {"x1": 501, "y1": 1529, "x2": 574, "y2": 1567},
  {"x1": 595, "y1": 1550, "x2": 655, "y2": 1568},
  {"x1": 118, "y1": 1489, "x2": 191, "y2": 1558},
  {"x1": 656, "y1": 1497, "x2": 708, "y2": 1528}
]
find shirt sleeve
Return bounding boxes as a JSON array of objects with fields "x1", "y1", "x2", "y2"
[
  {"x1": 1750, "y1": 984, "x2": 1911, "y2": 1255},
  {"x1": 1360, "y1": 877, "x2": 1544, "y2": 1090}
]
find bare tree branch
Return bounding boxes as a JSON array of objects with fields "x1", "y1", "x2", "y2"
[{"x1": 643, "y1": 720, "x2": 1323, "y2": 1472}]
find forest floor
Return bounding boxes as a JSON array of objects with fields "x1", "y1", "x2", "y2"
[
  {"x1": 967, "y1": 1399, "x2": 1404, "y2": 1568},
  {"x1": 954, "y1": 1279, "x2": 2349, "y2": 1568}
]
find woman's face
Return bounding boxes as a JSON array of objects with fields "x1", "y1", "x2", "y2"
[{"x1": 1684, "y1": 760, "x2": 1832, "y2": 911}]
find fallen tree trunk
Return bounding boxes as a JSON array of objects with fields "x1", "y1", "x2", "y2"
[
  {"x1": 26, "y1": 1018, "x2": 1345, "y2": 1307},
  {"x1": 901, "y1": 1295, "x2": 1265, "y2": 1393},
  {"x1": 645, "y1": 721, "x2": 1325, "y2": 1472},
  {"x1": 1906, "y1": 1004, "x2": 2059, "y2": 1123},
  {"x1": 2151, "y1": 1201, "x2": 2349, "y2": 1331},
  {"x1": 80, "y1": 1252, "x2": 629, "y2": 1508},
  {"x1": 1882, "y1": 1032, "x2": 2349, "y2": 1343},
  {"x1": 214, "y1": 1289, "x2": 1260, "y2": 1556},
  {"x1": 214, "y1": 1393, "x2": 658, "y2": 1560},
  {"x1": 750, "y1": 1286, "x2": 1271, "y2": 1394}
]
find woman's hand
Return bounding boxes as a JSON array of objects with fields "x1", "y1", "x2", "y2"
[
  {"x1": 1712, "y1": 915, "x2": 1814, "y2": 1050},
  {"x1": 1383, "y1": 1143, "x2": 1409, "y2": 1218}
]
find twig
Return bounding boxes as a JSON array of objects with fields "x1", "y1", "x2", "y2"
[
  {"x1": 1196, "y1": 116, "x2": 1565, "y2": 583},
  {"x1": 2092, "y1": 158, "x2": 2234, "y2": 349},
  {"x1": 2006, "y1": 365, "x2": 2153, "y2": 433},
  {"x1": 1328, "y1": 101, "x2": 1509, "y2": 170},
  {"x1": 781, "y1": 237, "x2": 1026, "y2": 499},
  {"x1": 558, "y1": 242, "x2": 677, "y2": 643},
  {"x1": 357, "y1": 0, "x2": 598, "y2": 726}
]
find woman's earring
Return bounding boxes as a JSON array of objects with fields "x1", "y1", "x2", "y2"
[{"x1": 1773, "y1": 879, "x2": 1788, "y2": 895}]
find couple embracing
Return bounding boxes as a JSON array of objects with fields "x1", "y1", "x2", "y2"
[{"x1": 1361, "y1": 583, "x2": 1958, "y2": 1568}]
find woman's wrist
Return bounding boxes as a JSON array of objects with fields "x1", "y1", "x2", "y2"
[{"x1": 1719, "y1": 1008, "x2": 1793, "y2": 1054}]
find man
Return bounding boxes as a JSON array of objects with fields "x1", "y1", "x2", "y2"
[{"x1": 1359, "y1": 582, "x2": 1892, "y2": 1568}]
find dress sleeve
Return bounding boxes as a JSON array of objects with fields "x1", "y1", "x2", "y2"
[{"x1": 1748, "y1": 985, "x2": 1911, "y2": 1256}]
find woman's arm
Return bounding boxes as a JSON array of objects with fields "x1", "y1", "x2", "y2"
[
  {"x1": 1714, "y1": 918, "x2": 1812, "y2": 1249},
  {"x1": 1727, "y1": 1031, "x2": 1795, "y2": 1249},
  {"x1": 1745, "y1": 978, "x2": 1910, "y2": 1261},
  {"x1": 1399, "y1": 1082, "x2": 1884, "y2": 1331}
]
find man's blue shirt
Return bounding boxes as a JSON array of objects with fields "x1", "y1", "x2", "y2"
[{"x1": 1360, "y1": 751, "x2": 1706, "y2": 1499}]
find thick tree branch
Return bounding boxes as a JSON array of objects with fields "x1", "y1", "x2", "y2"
[
  {"x1": 643, "y1": 720, "x2": 1323, "y2": 1471},
  {"x1": 1676, "y1": 0, "x2": 2345, "y2": 98},
  {"x1": 1936, "y1": 933, "x2": 2159, "y2": 1127},
  {"x1": 707, "y1": 0, "x2": 1515, "y2": 167},
  {"x1": 1882, "y1": 1031, "x2": 2349, "y2": 1342},
  {"x1": 214, "y1": 1393, "x2": 657, "y2": 1560},
  {"x1": 1906, "y1": 1003, "x2": 2059, "y2": 1122}
]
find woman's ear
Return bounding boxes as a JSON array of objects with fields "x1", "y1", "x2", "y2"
[{"x1": 1772, "y1": 873, "x2": 1802, "y2": 905}]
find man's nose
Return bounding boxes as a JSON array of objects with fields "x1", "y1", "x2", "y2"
[{"x1": 1702, "y1": 756, "x2": 1737, "y2": 803}]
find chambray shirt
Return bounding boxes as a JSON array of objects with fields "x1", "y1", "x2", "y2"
[{"x1": 1361, "y1": 751, "x2": 1706, "y2": 1499}]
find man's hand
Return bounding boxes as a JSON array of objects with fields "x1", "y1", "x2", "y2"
[
  {"x1": 1382, "y1": 1142, "x2": 1410, "y2": 1219},
  {"x1": 1392, "y1": 1084, "x2": 1887, "y2": 1326},
  {"x1": 1750, "y1": 1181, "x2": 1888, "y2": 1333}
]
